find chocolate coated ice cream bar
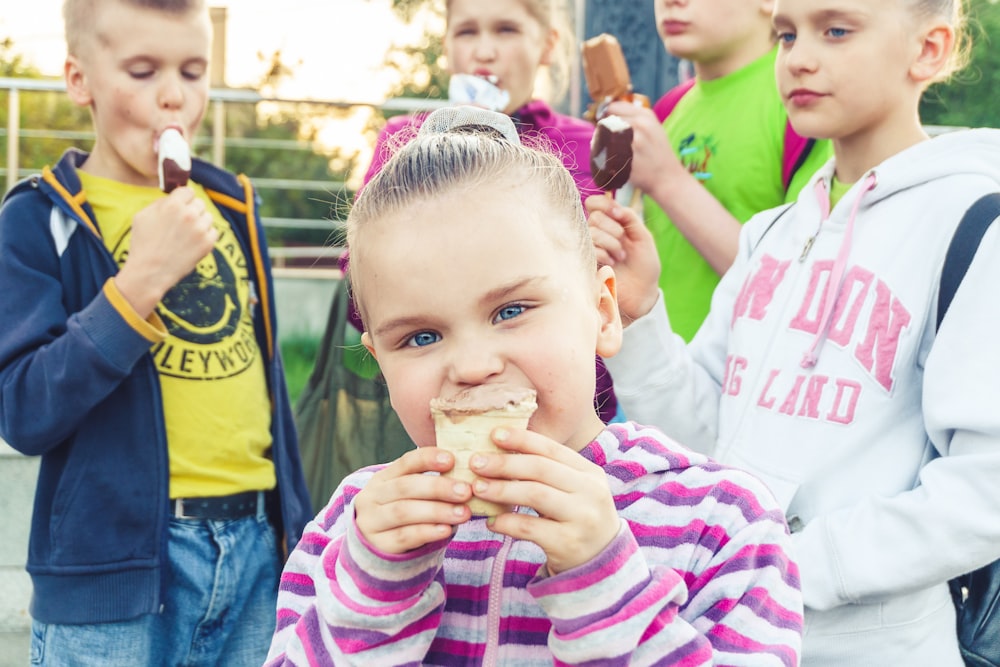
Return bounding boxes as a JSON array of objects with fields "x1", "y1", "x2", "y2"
[
  {"x1": 157, "y1": 128, "x2": 191, "y2": 193},
  {"x1": 580, "y1": 33, "x2": 651, "y2": 123},
  {"x1": 581, "y1": 33, "x2": 632, "y2": 101},
  {"x1": 590, "y1": 114, "x2": 633, "y2": 192}
]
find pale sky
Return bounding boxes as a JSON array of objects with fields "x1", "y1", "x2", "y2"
[{"x1": 0, "y1": 0, "x2": 424, "y2": 100}]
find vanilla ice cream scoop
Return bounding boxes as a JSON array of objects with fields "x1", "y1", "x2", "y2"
[{"x1": 157, "y1": 128, "x2": 191, "y2": 193}]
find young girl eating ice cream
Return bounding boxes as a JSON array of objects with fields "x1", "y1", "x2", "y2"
[{"x1": 265, "y1": 106, "x2": 804, "y2": 666}]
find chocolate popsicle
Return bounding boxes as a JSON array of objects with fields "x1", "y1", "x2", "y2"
[
  {"x1": 590, "y1": 114, "x2": 634, "y2": 194},
  {"x1": 580, "y1": 33, "x2": 650, "y2": 122},
  {"x1": 582, "y1": 33, "x2": 632, "y2": 102},
  {"x1": 157, "y1": 128, "x2": 191, "y2": 193}
]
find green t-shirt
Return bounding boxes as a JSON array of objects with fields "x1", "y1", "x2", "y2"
[
  {"x1": 829, "y1": 175, "x2": 853, "y2": 209},
  {"x1": 645, "y1": 48, "x2": 832, "y2": 341}
]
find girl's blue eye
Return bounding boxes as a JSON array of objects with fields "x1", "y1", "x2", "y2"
[
  {"x1": 407, "y1": 331, "x2": 441, "y2": 348},
  {"x1": 495, "y1": 304, "x2": 526, "y2": 323},
  {"x1": 828, "y1": 27, "x2": 848, "y2": 38},
  {"x1": 777, "y1": 32, "x2": 796, "y2": 45}
]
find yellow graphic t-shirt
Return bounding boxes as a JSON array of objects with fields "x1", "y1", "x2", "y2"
[{"x1": 79, "y1": 170, "x2": 276, "y2": 498}]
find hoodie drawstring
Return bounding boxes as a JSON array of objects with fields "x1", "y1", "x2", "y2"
[{"x1": 801, "y1": 172, "x2": 878, "y2": 368}]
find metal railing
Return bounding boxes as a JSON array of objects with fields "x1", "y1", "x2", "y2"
[
  {"x1": 3, "y1": 77, "x2": 971, "y2": 270},
  {"x1": 1, "y1": 76, "x2": 446, "y2": 268}
]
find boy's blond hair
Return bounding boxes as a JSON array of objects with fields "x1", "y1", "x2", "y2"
[{"x1": 63, "y1": 0, "x2": 205, "y2": 56}]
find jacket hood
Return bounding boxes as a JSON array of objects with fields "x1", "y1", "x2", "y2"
[
  {"x1": 809, "y1": 128, "x2": 1000, "y2": 205},
  {"x1": 796, "y1": 128, "x2": 1000, "y2": 367}
]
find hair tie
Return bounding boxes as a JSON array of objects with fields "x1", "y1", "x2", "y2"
[{"x1": 418, "y1": 106, "x2": 521, "y2": 145}]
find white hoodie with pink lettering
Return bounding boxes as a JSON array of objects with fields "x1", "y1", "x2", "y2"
[{"x1": 606, "y1": 128, "x2": 1000, "y2": 666}]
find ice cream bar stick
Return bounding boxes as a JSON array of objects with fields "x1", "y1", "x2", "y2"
[{"x1": 629, "y1": 187, "x2": 643, "y2": 209}]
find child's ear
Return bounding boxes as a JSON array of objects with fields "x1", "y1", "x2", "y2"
[
  {"x1": 64, "y1": 56, "x2": 92, "y2": 107},
  {"x1": 539, "y1": 27, "x2": 559, "y2": 67},
  {"x1": 595, "y1": 265, "x2": 623, "y2": 359},
  {"x1": 361, "y1": 331, "x2": 377, "y2": 360},
  {"x1": 911, "y1": 21, "x2": 954, "y2": 84}
]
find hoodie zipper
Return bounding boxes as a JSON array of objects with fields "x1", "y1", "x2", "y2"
[
  {"x1": 482, "y1": 531, "x2": 514, "y2": 666},
  {"x1": 799, "y1": 179, "x2": 832, "y2": 263}
]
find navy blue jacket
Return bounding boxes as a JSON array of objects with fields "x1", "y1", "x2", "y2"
[{"x1": 0, "y1": 149, "x2": 312, "y2": 624}]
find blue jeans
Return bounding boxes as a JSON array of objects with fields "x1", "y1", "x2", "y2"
[{"x1": 30, "y1": 505, "x2": 281, "y2": 667}]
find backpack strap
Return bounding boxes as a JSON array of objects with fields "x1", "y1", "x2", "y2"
[
  {"x1": 653, "y1": 78, "x2": 816, "y2": 194},
  {"x1": 653, "y1": 79, "x2": 696, "y2": 123},
  {"x1": 937, "y1": 193, "x2": 1000, "y2": 330},
  {"x1": 781, "y1": 123, "x2": 816, "y2": 192}
]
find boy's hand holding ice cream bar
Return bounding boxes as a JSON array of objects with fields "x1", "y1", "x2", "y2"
[{"x1": 431, "y1": 384, "x2": 537, "y2": 517}]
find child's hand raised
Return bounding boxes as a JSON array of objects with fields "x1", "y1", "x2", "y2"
[
  {"x1": 353, "y1": 448, "x2": 473, "y2": 554},
  {"x1": 586, "y1": 194, "x2": 661, "y2": 323},
  {"x1": 468, "y1": 427, "x2": 620, "y2": 575},
  {"x1": 115, "y1": 187, "x2": 219, "y2": 318},
  {"x1": 602, "y1": 101, "x2": 684, "y2": 195}
]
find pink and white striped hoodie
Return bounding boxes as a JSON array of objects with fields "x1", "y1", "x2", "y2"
[{"x1": 265, "y1": 422, "x2": 802, "y2": 666}]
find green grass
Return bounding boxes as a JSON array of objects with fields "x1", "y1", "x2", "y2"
[
  {"x1": 280, "y1": 333, "x2": 321, "y2": 406},
  {"x1": 280, "y1": 331, "x2": 382, "y2": 407}
]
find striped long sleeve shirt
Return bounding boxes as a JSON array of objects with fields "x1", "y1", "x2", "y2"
[{"x1": 265, "y1": 422, "x2": 802, "y2": 666}]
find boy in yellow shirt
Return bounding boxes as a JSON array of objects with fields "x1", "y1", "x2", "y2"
[{"x1": 0, "y1": 1, "x2": 311, "y2": 664}]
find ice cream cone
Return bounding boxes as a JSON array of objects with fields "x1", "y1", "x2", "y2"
[{"x1": 431, "y1": 385, "x2": 537, "y2": 517}]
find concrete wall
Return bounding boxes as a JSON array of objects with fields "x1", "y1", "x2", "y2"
[
  {"x1": 0, "y1": 439, "x2": 36, "y2": 665},
  {"x1": 273, "y1": 268, "x2": 341, "y2": 342}
]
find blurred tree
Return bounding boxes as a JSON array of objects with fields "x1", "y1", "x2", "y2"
[
  {"x1": 0, "y1": 37, "x2": 27, "y2": 75},
  {"x1": 372, "y1": 0, "x2": 449, "y2": 117},
  {"x1": 387, "y1": 0, "x2": 432, "y2": 20},
  {"x1": 921, "y1": 0, "x2": 1000, "y2": 128},
  {"x1": 382, "y1": 28, "x2": 448, "y2": 104},
  {"x1": 348, "y1": 0, "x2": 449, "y2": 203},
  {"x1": 212, "y1": 49, "x2": 357, "y2": 250},
  {"x1": 0, "y1": 38, "x2": 92, "y2": 177}
]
